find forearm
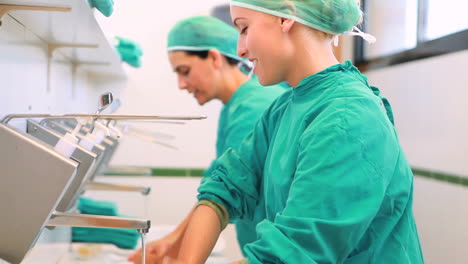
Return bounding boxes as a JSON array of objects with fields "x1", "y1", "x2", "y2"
[
  {"x1": 167, "y1": 206, "x2": 196, "y2": 240},
  {"x1": 176, "y1": 204, "x2": 224, "y2": 264}
]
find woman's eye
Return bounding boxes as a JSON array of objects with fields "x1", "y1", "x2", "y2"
[
  {"x1": 240, "y1": 27, "x2": 248, "y2": 34},
  {"x1": 180, "y1": 70, "x2": 190, "y2": 76}
]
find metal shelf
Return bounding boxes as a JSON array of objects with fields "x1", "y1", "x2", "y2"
[{"x1": 0, "y1": 0, "x2": 126, "y2": 78}]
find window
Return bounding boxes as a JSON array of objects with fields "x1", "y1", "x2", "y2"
[
  {"x1": 356, "y1": 0, "x2": 468, "y2": 69},
  {"x1": 365, "y1": 0, "x2": 418, "y2": 59},
  {"x1": 424, "y1": 0, "x2": 468, "y2": 41}
]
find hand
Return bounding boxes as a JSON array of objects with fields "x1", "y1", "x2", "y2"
[
  {"x1": 161, "y1": 256, "x2": 188, "y2": 264},
  {"x1": 128, "y1": 238, "x2": 180, "y2": 264},
  {"x1": 129, "y1": 249, "x2": 160, "y2": 264},
  {"x1": 88, "y1": 0, "x2": 114, "y2": 17}
]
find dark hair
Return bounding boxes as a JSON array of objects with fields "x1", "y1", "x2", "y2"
[{"x1": 185, "y1": 50, "x2": 239, "y2": 66}]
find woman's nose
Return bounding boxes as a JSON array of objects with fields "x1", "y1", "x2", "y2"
[
  {"x1": 178, "y1": 78, "x2": 188, "y2": 90},
  {"x1": 237, "y1": 38, "x2": 248, "y2": 58}
]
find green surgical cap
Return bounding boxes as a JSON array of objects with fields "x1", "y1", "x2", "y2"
[
  {"x1": 167, "y1": 16, "x2": 243, "y2": 61},
  {"x1": 231, "y1": 0, "x2": 362, "y2": 35}
]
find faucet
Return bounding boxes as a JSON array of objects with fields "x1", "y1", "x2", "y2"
[{"x1": 47, "y1": 211, "x2": 151, "y2": 234}]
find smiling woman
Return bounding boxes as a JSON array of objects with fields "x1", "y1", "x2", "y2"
[{"x1": 132, "y1": 1, "x2": 424, "y2": 263}]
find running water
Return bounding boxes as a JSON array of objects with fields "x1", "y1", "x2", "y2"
[{"x1": 140, "y1": 232, "x2": 146, "y2": 264}]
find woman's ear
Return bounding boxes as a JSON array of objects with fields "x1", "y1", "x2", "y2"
[
  {"x1": 208, "y1": 49, "x2": 223, "y2": 69},
  {"x1": 280, "y1": 18, "x2": 295, "y2": 33}
]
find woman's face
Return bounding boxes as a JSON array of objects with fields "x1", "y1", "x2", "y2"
[
  {"x1": 168, "y1": 51, "x2": 219, "y2": 105},
  {"x1": 231, "y1": 6, "x2": 292, "y2": 86}
]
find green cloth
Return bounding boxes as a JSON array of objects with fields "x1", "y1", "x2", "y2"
[
  {"x1": 72, "y1": 226, "x2": 140, "y2": 249},
  {"x1": 216, "y1": 76, "x2": 286, "y2": 161},
  {"x1": 88, "y1": 0, "x2": 114, "y2": 17},
  {"x1": 204, "y1": 76, "x2": 285, "y2": 256},
  {"x1": 75, "y1": 196, "x2": 140, "y2": 249},
  {"x1": 115, "y1": 36, "x2": 143, "y2": 68},
  {"x1": 167, "y1": 16, "x2": 243, "y2": 61},
  {"x1": 231, "y1": 0, "x2": 361, "y2": 35},
  {"x1": 198, "y1": 61, "x2": 424, "y2": 263},
  {"x1": 78, "y1": 196, "x2": 118, "y2": 216}
]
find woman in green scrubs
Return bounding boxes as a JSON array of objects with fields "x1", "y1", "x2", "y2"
[{"x1": 130, "y1": 1, "x2": 424, "y2": 264}]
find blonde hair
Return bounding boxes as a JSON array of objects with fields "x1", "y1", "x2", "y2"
[{"x1": 355, "y1": 0, "x2": 363, "y2": 25}]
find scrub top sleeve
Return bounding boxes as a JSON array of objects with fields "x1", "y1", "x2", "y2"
[
  {"x1": 244, "y1": 120, "x2": 390, "y2": 263},
  {"x1": 197, "y1": 114, "x2": 271, "y2": 222},
  {"x1": 203, "y1": 160, "x2": 216, "y2": 178}
]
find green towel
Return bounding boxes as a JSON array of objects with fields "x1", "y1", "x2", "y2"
[
  {"x1": 72, "y1": 226, "x2": 140, "y2": 249},
  {"x1": 75, "y1": 196, "x2": 140, "y2": 249},
  {"x1": 88, "y1": 0, "x2": 114, "y2": 17},
  {"x1": 78, "y1": 196, "x2": 118, "y2": 216},
  {"x1": 115, "y1": 47, "x2": 142, "y2": 68},
  {"x1": 116, "y1": 37, "x2": 143, "y2": 56},
  {"x1": 115, "y1": 36, "x2": 143, "y2": 68}
]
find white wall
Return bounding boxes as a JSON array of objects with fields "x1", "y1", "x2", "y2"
[
  {"x1": 365, "y1": 50, "x2": 468, "y2": 264},
  {"x1": 366, "y1": 50, "x2": 468, "y2": 176},
  {"x1": 102, "y1": 0, "x2": 231, "y2": 169}
]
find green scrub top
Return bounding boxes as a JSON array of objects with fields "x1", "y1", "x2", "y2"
[
  {"x1": 204, "y1": 76, "x2": 285, "y2": 255},
  {"x1": 199, "y1": 61, "x2": 424, "y2": 263}
]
